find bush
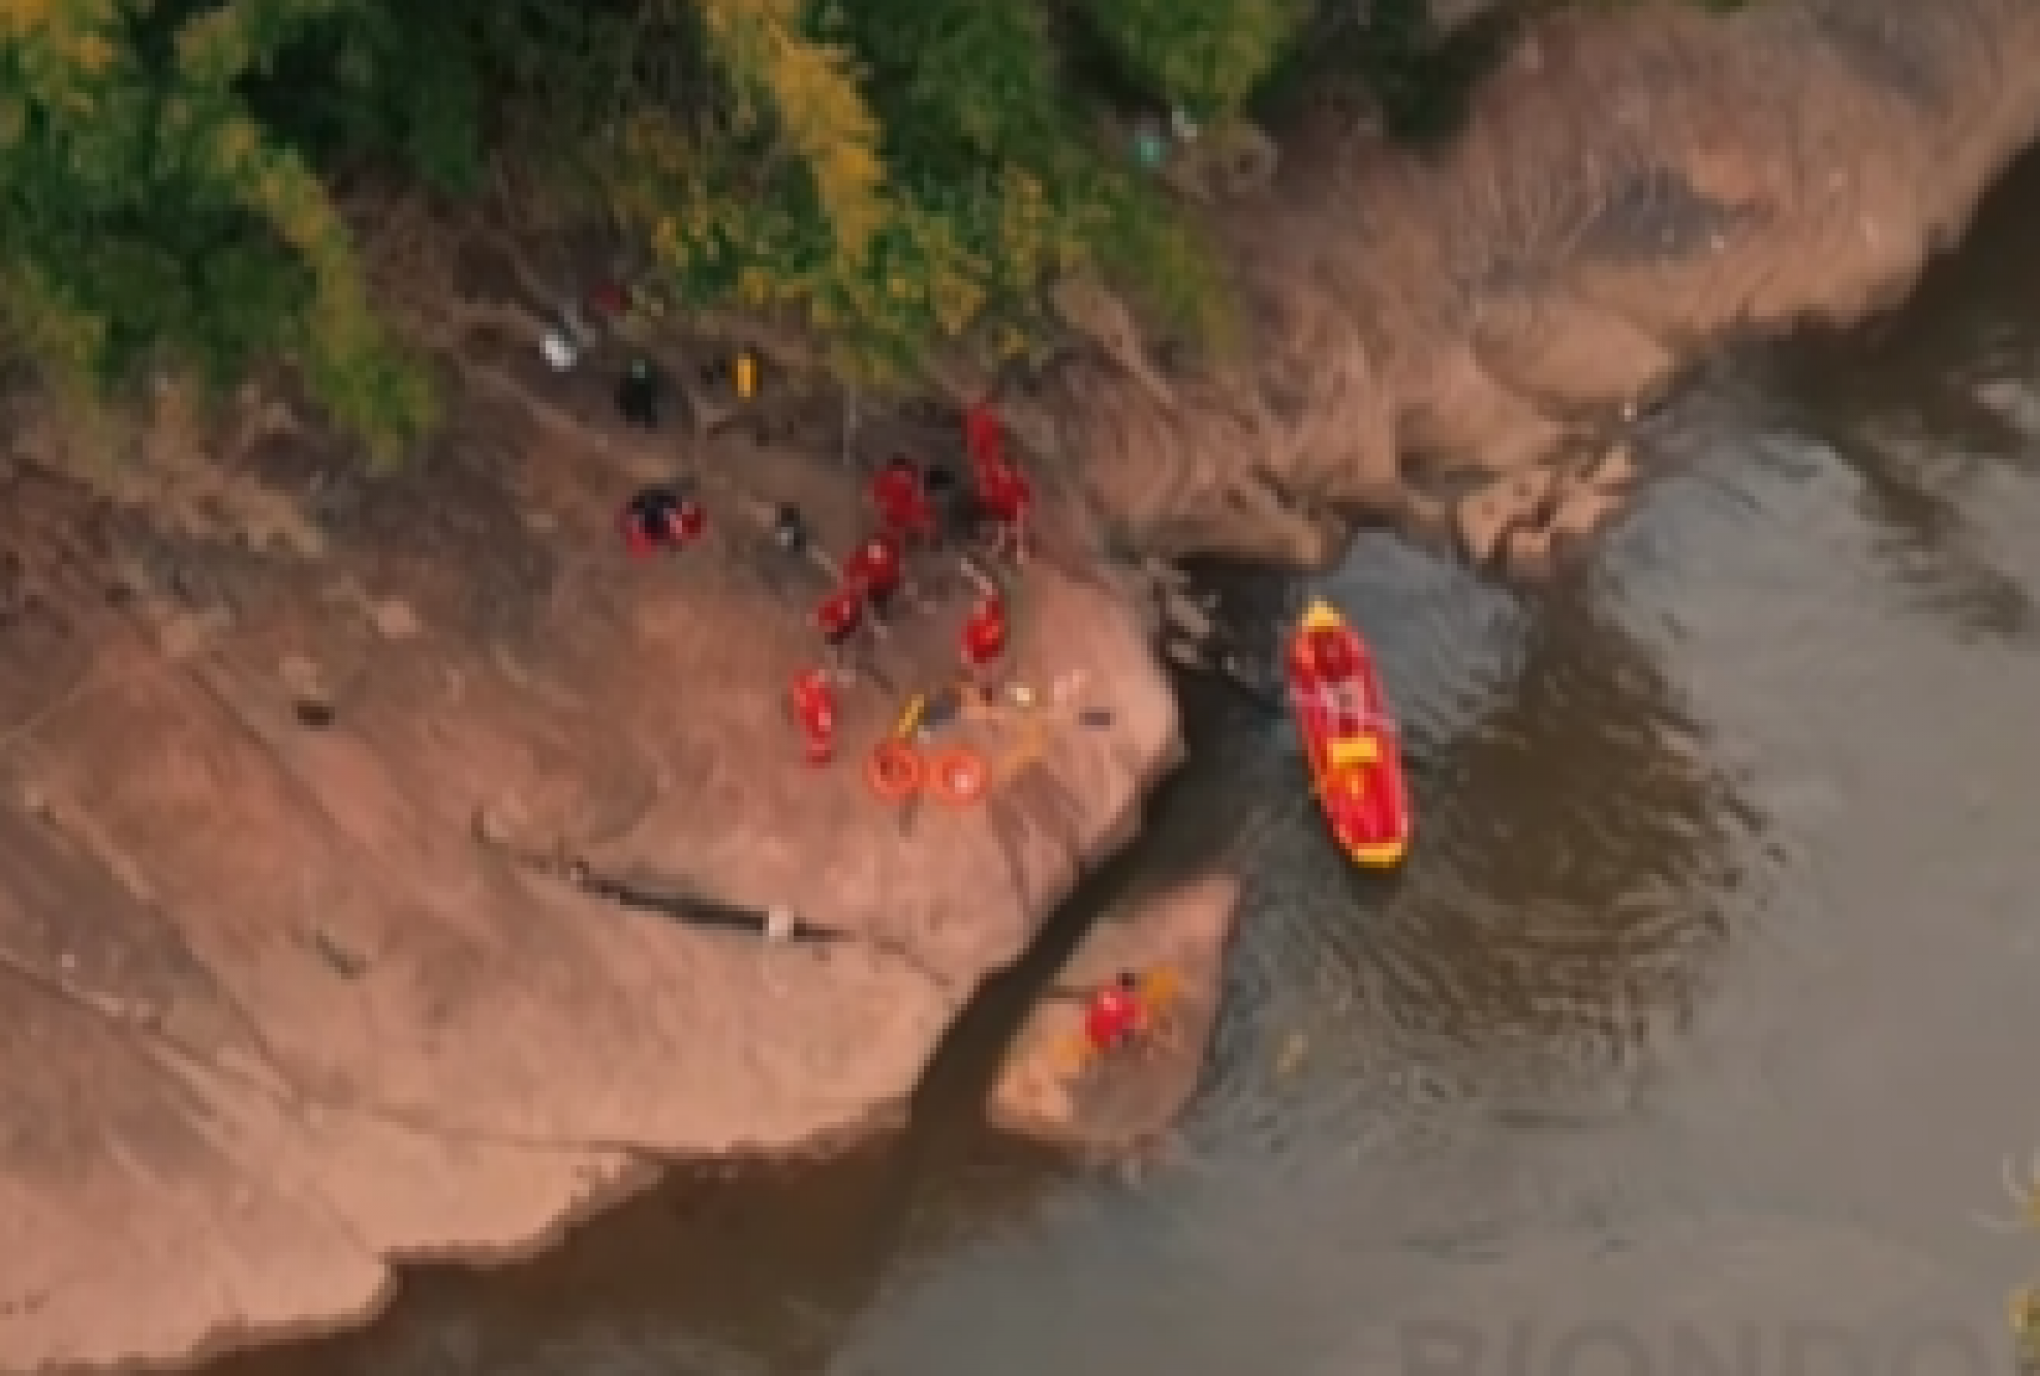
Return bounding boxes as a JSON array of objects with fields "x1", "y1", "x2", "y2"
[
  {"x1": 0, "y1": 0, "x2": 1743, "y2": 454},
  {"x1": 0, "y1": 0, "x2": 434, "y2": 461},
  {"x1": 593, "y1": 0, "x2": 1260, "y2": 388}
]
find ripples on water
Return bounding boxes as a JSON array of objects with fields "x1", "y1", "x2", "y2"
[{"x1": 215, "y1": 158, "x2": 2040, "y2": 1376}]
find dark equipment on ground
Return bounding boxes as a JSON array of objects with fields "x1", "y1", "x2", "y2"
[
  {"x1": 617, "y1": 358, "x2": 661, "y2": 428},
  {"x1": 772, "y1": 503, "x2": 810, "y2": 556}
]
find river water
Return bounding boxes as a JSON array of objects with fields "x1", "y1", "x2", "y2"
[{"x1": 217, "y1": 155, "x2": 2040, "y2": 1376}]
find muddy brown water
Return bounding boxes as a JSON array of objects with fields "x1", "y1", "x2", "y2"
[{"x1": 215, "y1": 155, "x2": 2040, "y2": 1376}]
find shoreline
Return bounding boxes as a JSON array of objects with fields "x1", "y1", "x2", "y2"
[
  {"x1": 6, "y1": 0, "x2": 2040, "y2": 1370},
  {"x1": 1051, "y1": 0, "x2": 2040, "y2": 573}
]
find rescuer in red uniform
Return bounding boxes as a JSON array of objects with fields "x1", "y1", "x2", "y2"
[
  {"x1": 1084, "y1": 972, "x2": 1150, "y2": 1054},
  {"x1": 814, "y1": 581, "x2": 867, "y2": 678},
  {"x1": 845, "y1": 531, "x2": 906, "y2": 622},
  {"x1": 960, "y1": 590, "x2": 1007, "y2": 678},
  {"x1": 973, "y1": 452, "x2": 1031, "y2": 564},
  {"x1": 789, "y1": 667, "x2": 836, "y2": 764},
  {"x1": 870, "y1": 454, "x2": 936, "y2": 547}
]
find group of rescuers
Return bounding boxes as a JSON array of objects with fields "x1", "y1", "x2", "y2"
[
  {"x1": 617, "y1": 392, "x2": 1169, "y2": 1063},
  {"x1": 618, "y1": 396, "x2": 1024, "y2": 759}
]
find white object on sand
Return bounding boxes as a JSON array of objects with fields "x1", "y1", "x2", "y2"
[{"x1": 540, "y1": 329, "x2": 578, "y2": 371}]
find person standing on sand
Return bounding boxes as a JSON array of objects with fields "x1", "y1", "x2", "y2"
[
  {"x1": 964, "y1": 397, "x2": 1004, "y2": 467},
  {"x1": 960, "y1": 589, "x2": 1008, "y2": 682},
  {"x1": 963, "y1": 396, "x2": 1034, "y2": 559},
  {"x1": 871, "y1": 454, "x2": 936, "y2": 547},
  {"x1": 960, "y1": 393, "x2": 1028, "y2": 560},
  {"x1": 973, "y1": 447, "x2": 1033, "y2": 565},
  {"x1": 1084, "y1": 972, "x2": 1151, "y2": 1055},
  {"x1": 814, "y1": 580, "x2": 877, "y2": 680},
  {"x1": 789, "y1": 666, "x2": 836, "y2": 764},
  {"x1": 846, "y1": 531, "x2": 913, "y2": 623},
  {"x1": 619, "y1": 486, "x2": 705, "y2": 557}
]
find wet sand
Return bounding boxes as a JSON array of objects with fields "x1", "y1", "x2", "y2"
[{"x1": 207, "y1": 151, "x2": 2040, "y2": 1376}]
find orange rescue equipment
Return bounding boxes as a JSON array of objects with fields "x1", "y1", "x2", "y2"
[
  {"x1": 866, "y1": 740, "x2": 923, "y2": 800},
  {"x1": 927, "y1": 746, "x2": 990, "y2": 805}
]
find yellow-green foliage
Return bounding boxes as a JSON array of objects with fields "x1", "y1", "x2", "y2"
[
  {"x1": 611, "y1": 0, "x2": 1233, "y2": 386},
  {"x1": 614, "y1": 108, "x2": 1219, "y2": 386},
  {"x1": 689, "y1": 0, "x2": 886, "y2": 262},
  {"x1": 0, "y1": 0, "x2": 431, "y2": 461},
  {"x1": 0, "y1": 0, "x2": 1533, "y2": 453}
]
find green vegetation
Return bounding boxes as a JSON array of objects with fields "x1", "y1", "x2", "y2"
[{"x1": 0, "y1": 0, "x2": 1733, "y2": 459}]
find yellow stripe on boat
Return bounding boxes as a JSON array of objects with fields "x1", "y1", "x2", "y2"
[
  {"x1": 1329, "y1": 737, "x2": 1378, "y2": 767},
  {"x1": 1348, "y1": 837, "x2": 1408, "y2": 867},
  {"x1": 1300, "y1": 598, "x2": 1342, "y2": 632}
]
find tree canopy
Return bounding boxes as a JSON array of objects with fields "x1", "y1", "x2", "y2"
[{"x1": 0, "y1": 0, "x2": 1612, "y2": 457}]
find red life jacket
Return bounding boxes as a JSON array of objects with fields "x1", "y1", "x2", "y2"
[
  {"x1": 847, "y1": 534, "x2": 902, "y2": 599},
  {"x1": 815, "y1": 586, "x2": 863, "y2": 639},
  {"x1": 872, "y1": 461, "x2": 933, "y2": 538},
  {"x1": 961, "y1": 599, "x2": 1007, "y2": 666},
  {"x1": 976, "y1": 462, "x2": 1030, "y2": 522},
  {"x1": 1085, "y1": 987, "x2": 1142, "y2": 1050},
  {"x1": 790, "y1": 669, "x2": 834, "y2": 736}
]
